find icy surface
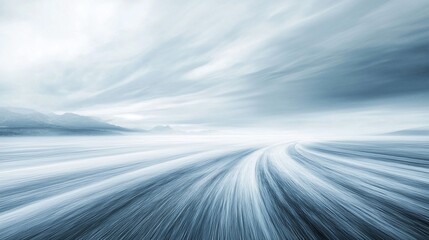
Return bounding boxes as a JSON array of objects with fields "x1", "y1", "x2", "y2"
[{"x1": 0, "y1": 135, "x2": 428, "y2": 239}]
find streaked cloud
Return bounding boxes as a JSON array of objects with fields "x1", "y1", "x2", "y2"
[{"x1": 0, "y1": 0, "x2": 428, "y2": 132}]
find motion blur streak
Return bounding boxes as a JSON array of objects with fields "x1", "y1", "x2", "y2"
[{"x1": 0, "y1": 136, "x2": 428, "y2": 239}]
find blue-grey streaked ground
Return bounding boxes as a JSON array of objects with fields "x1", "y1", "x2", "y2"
[{"x1": 0, "y1": 135, "x2": 428, "y2": 239}]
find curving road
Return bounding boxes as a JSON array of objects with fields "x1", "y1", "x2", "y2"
[{"x1": 0, "y1": 136, "x2": 428, "y2": 239}]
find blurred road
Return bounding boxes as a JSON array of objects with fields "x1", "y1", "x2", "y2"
[{"x1": 0, "y1": 135, "x2": 428, "y2": 239}]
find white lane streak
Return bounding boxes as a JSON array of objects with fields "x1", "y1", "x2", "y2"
[
  {"x1": 298, "y1": 143, "x2": 429, "y2": 181},
  {"x1": 0, "y1": 145, "x2": 218, "y2": 215},
  {"x1": 295, "y1": 143, "x2": 429, "y2": 212},
  {"x1": 0, "y1": 146, "x2": 211, "y2": 187},
  {"x1": 292, "y1": 142, "x2": 422, "y2": 239},
  {"x1": 219, "y1": 148, "x2": 273, "y2": 239},
  {"x1": 0, "y1": 147, "x2": 247, "y2": 235},
  {"x1": 0, "y1": 146, "x2": 148, "y2": 169},
  {"x1": 263, "y1": 143, "x2": 413, "y2": 239}
]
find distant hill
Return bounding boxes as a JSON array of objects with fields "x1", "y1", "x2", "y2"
[
  {"x1": 386, "y1": 126, "x2": 429, "y2": 136},
  {"x1": 0, "y1": 108, "x2": 129, "y2": 136},
  {"x1": 148, "y1": 125, "x2": 176, "y2": 134}
]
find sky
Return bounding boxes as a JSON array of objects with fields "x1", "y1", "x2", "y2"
[{"x1": 0, "y1": 0, "x2": 428, "y2": 134}]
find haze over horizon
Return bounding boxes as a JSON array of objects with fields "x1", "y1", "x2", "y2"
[
  {"x1": 1, "y1": 2, "x2": 429, "y2": 239},
  {"x1": 1, "y1": 0, "x2": 429, "y2": 134}
]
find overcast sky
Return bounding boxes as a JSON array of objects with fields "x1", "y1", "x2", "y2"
[{"x1": 1, "y1": 0, "x2": 428, "y2": 133}]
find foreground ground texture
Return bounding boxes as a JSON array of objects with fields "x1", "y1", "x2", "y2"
[{"x1": 0, "y1": 135, "x2": 428, "y2": 239}]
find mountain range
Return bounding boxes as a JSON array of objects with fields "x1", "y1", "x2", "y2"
[{"x1": 0, "y1": 108, "x2": 127, "y2": 136}]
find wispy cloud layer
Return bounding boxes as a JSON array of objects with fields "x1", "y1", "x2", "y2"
[{"x1": 1, "y1": 0, "x2": 428, "y2": 132}]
